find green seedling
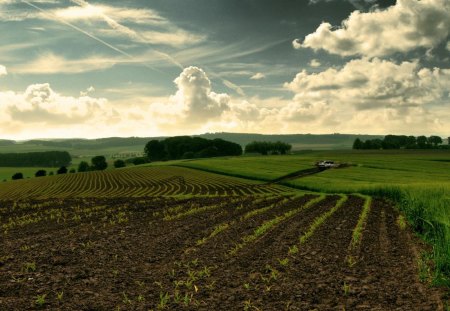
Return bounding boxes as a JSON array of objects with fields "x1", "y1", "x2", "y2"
[
  {"x1": 122, "y1": 292, "x2": 132, "y2": 304},
  {"x1": 23, "y1": 262, "x2": 36, "y2": 273},
  {"x1": 243, "y1": 283, "x2": 251, "y2": 290},
  {"x1": 278, "y1": 258, "x2": 289, "y2": 267},
  {"x1": 35, "y1": 294, "x2": 47, "y2": 307},
  {"x1": 56, "y1": 291, "x2": 64, "y2": 301},
  {"x1": 288, "y1": 245, "x2": 298, "y2": 255},
  {"x1": 157, "y1": 292, "x2": 170, "y2": 310},
  {"x1": 396, "y1": 214, "x2": 407, "y2": 230},
  {"x1": 343, "y1": 282, "x2": 351, "y2": 296}
]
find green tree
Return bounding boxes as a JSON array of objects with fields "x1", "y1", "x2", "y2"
[
  {"x1": 78, "y1": 161, "x2": 90, "y2": 172},
  {"x1": 353, "y1": 138, "x2": 363, "y2": 149},
  {"x1": 428, "y1": 136, "x2": 443, "y2": 147},
  {"x1": 417, "y1": 136, "x2": 428, "y2": 149},
  {"x1": 35, "y1": 170, "x2": 47, "y2": 177},
  {"x1": 91, "y1": 156, "x2": 108, "y2": 171},
  {"x1": 114, "y1": 159, "x2": 126, "y2": 168},
  {"x1": 69, "y1": 168, "x2": 76, "y2": 173},
  {"x1": 144, "y1": 140, "x2": 167, "y2": 161},
  {"x1": 12, "y1": 172, "x2": 23, "y2": 180}
]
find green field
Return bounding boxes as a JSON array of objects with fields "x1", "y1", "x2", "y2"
[
  {"x1": 174, "y1": 150, "x2": 450, "y2": 285},
  {"x1": 1, "y1": 149, "x2": 449, "y2": 286}
]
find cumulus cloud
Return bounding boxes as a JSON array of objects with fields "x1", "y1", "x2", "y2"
[
  {"x1": 149, "y1": 67, "x2": 230, "y2": 126},
  {"x1": 285, "y1": 58, "x2": 450, "y2": 109},
  {"x1": 296, "y1": 0, "x2": 450, "y2": 57},
  {"x1": 250, "y1": 73, "x2": 266, "y2": 80},
  {"x1": 0, "y1": 65, "x2": 7, "y2": 76},
  {"x1": 0, "y1": 83, "x2": 116, "y2": 130}
]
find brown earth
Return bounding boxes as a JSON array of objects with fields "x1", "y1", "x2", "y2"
[{"x1": 0, "y1": 195, "x2": 447, "y2": 310}]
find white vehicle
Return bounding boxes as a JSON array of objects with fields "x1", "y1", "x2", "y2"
[{"x1": 317, "y1": 160, "x2": 335, "y2": 168}]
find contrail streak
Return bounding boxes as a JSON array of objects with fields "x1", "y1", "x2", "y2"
[
  {"x1": 69, "y1": 0, "x2": 184, "y2": 70},
  {"x1": 21, "y1": 0, "x2": 164, "y2": 74}
]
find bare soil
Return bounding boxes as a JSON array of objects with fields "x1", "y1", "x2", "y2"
[{"x1": 0, "y1": 195, "x2": 447, "y2": 310}]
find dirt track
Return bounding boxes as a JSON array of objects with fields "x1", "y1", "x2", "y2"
[{"x1": 0, "y1": 195, "x2": 447, "y2": 310}]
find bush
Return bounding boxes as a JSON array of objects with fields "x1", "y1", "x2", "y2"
[
  {"x1": 12, "y1": 172, "x2": 23, "y2": 180},
  {"x1": 57, "y1": 166, "x2": 68, "y2": 174},
  {"x1": 78, "y1": 161, "x2": 90, "y2": 172},
  {"x1": 35, "y1": 170, "x2": 47, "y2": 177},
  {"x1": 91, "y1": 156, "x2": 107, "y2": 171},
  {"x1": 114, "y1": 159, "x2": 126, "y2": 168}
]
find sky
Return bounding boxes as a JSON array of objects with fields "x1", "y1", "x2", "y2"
[{"x1": 0, "y1": 0, "x2": 449, "y2": 139}]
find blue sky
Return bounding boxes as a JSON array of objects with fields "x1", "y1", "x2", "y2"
[{"x1": 0, "y1": 0, "x2": 449, "y2": 139}]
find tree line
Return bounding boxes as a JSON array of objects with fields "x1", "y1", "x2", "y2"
[
  {"x1": 353, "y1": 135, "x2": 447, "y2": 150},
  {"x1": 144, "y1": 136, "x2": 242, "y2": 161},
  {"x1": 244, "y1": 141, "x2": 292, "y2": 155},
  {"x1": 0, "y1": 151, "x2": 71, "y2": 167}
]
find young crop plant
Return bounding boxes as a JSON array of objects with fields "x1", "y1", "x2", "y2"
[
  {"x1": 351, "y1": 195, "x2": 372, "y2": 248},
  {"x1": 157, "y1": 292, "x2": 170, "y2": 310},
  {"x1": 299, "y1": 194, "x2": 348, "y2": 244},
  {"x1": 396, "y1": 214, "x2": 407, "y2": 230},
  {"x1": 35, "y1": 294, "x2": 47, "y2": 307},
  {"x1": 196, "y1": 222, "x2": 232, "y2": 246},
  {"x1": 23, "y1": 262, "x2": 36, "y2": 273},
  {"x1": 229, "y1": 195, "x2": 326, "y2": 255}
]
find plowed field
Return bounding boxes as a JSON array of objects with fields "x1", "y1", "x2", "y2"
[
  {"x1": 0, "y1": 166, "x2": 287, "y2": 200},
  {"x1": 0, "y1": 194, "x2": 446, "y2": 310}
]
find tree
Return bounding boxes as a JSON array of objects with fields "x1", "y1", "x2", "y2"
[
  {"x1": 57, "y1": 166, "x2": 68, "y2": 174},
  {"x1": 35, "y1": 170, "x2": 47, "y2": 177},
  {"x1": 428, "y1": 136, "x2": 443, "y2": 147},
  {"x1": 353, "y1": 138, "x2": 363, "y2": 149},
  {"x1": 91, "y1": 156, "x2": 107, "y2": 171},
  {"x1": 417, "y1": 136, "x2": 428, "y2": 149},
  {"x1": 78, "y1": 161, "x2": 90, "y2": 172},
  {"x1": 245, "y1": 141, "x2": 291, "y2": 155},
  {"x1": 69, "y1": 168, "x2": 76, "y2": 173},
  {"x1": 114, "y1": 159, "x2": 126, "y2": 168},
  {"x1": 144, "y1": 140, "x2": 167, "y2": 161},
  {"x1": 49, "y1": 171, "x2": 54, "y2": 176},
  {"x1": 12, "y1": 172, "x2": 23, "y2": 180}
]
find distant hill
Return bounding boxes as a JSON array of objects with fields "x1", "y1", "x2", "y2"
[{"x1": 0, "y1": 133, "x2": 384, "y2": 157}]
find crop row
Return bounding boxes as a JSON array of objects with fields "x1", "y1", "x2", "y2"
[{"x1": 0, "y1": 166, "x2": 288, "y2": 200}]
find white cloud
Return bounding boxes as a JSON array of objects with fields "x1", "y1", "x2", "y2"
[
  {"x1": 285, "y1": 58, "x2": 450, "y2": 109},
  {"x1": 11, "y1": 53, "x2": 119, "y2": 74},
  {"x1": 309, "y1": 59, "x2": 321, "y2": 67},
  {"x1": 296, "y1": 0, "x2": 450, "y2": 57},
  {"x1": 4, "y1": 83, "x2": 113, "y2": 125},
  {"x1": 0, "y1": 65, "x2": 7, "y2": 76},
  {"x1": 250, "y1": 72, "x2": 266, "y2": 80},
  {"x1": 60, "y1": 2, "x2": 165, "y2": 25}
]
